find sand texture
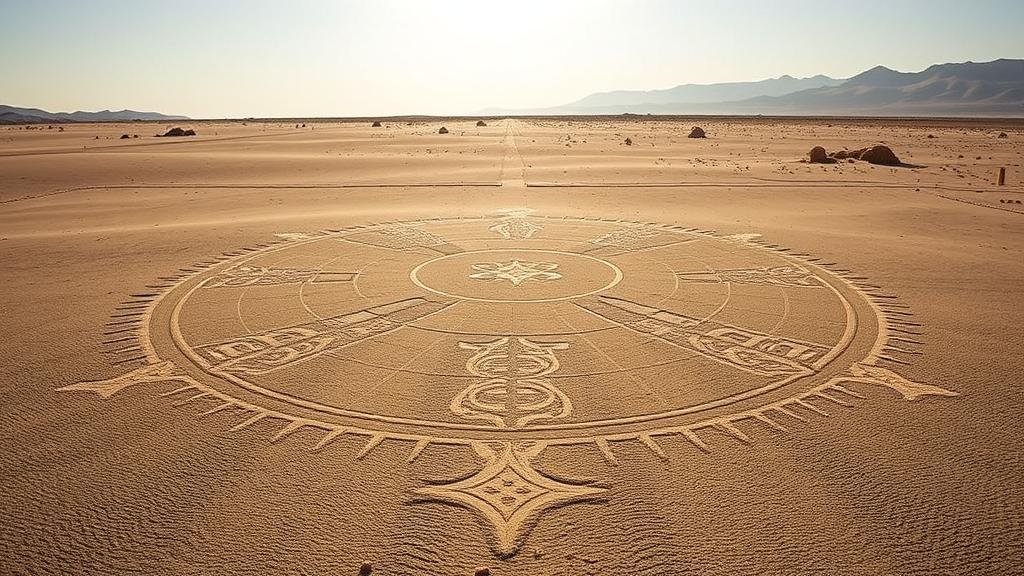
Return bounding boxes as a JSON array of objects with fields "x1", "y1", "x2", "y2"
[{"x1": 1, "y1": 118, "x2": 1022, "y2": 575}]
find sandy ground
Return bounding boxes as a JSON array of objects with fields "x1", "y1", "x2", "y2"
[{"x1": 1, "y1": 118, "x2": 1022, "y2": 575}]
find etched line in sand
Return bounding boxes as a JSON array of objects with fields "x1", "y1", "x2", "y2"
[
  {"x1": 192, "y1": 297, "x2": 454, "y2": 376},
  {"x1": 575, "y1": 295, "x2": 829, "y2": 377},
  {"x1": 204, "y1": 266, "x2": 358, "y2": 288},
  {"x1": 675, "y1": 265, "x2": 825, "y2": 288},
  {"x1": 489, "y1": 209, "x2": 542, "y2": 240}
]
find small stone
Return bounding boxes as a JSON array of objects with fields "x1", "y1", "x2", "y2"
[
  {"x1": 476, "y1": 120, "x2": 487, "y2": 127},
  {"x1": 474, "y1": 568, "x2": 491, "y2": 576},
  {"x1": 358, "y1": 562, "x2": 372, "y2": 576},
  {"x1": 372, "y1": 121, "x2": 382, "y2": 127},
  {"x1": 624, "y1": 137, "x2": 632, "y2": 146},
  {"x1": 438, "y1": 127, "x2": 449, "y2": 134}
]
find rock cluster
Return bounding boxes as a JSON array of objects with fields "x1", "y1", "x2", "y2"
[
  {"x1": 808, "y1": 144, "x2": 900, "y2": 166},
  {"x1": 160, "y1": 127, "x2": 195, "y2": 137}
]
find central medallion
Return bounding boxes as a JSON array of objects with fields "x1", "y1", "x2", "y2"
[
  {"x1": 409, "y1": 249, "x2": 623, "y2": 303},
  {"x1": 469, "y1": 260, "x2": 562, "y2": 286}
]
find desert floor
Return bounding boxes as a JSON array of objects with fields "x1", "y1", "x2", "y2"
[{"x1": 1, "y1": 118, "x2": 1022, "y2": 575}]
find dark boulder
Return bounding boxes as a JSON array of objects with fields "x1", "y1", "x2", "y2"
[
  {"x1": 476, "y1": 120, "x2": 487, "y2": 127},
  {"x1": 161, "y1": 127, "x2": 195, "y2": 137},
  {"x1": 371, "y1": 121, "x2": 382, "y2": 127},
  {"x1": 688, "y1": 126, "x2": 706, "y2": 138},
  {"x1": 859, "y1": 145, "x2": 900, "y2": 166},
  {"x1": 808, "y1": 146, "x2": 829, "y2": 163},
  {"x1": 438, "y1": 127, "x2": 449, "y2": 134}
]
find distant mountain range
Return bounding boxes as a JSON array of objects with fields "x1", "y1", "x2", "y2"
[
  {"x1": 6, "y1": 59, "x2": 1023, "y2": 120},
  {"x1": 490, "y1": 75, "x2": 845, "y2": 114},
  {"x1": 0, "y1": 105, "x2": 189, "y2": 124},
  {"x1": 488, "y1": 59, "x2": 1024, "y2": 117}
]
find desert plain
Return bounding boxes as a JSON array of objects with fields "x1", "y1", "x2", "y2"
[{"x1": 1, "y1": 117, "x2": 1022, "y2": 575}]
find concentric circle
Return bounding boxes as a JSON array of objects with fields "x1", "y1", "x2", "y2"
[{"x1": 143, "y1": 216, "x2": 885, "y2": 441}]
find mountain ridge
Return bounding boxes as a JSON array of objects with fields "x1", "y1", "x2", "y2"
[
  {"x1": 489, "y1": 59, "x2": 1024, "y2": 117},
  {"x1": 0, "y1": 105, "x2": 189, "y2": 124}
]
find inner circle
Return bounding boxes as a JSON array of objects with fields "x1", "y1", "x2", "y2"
[{"x1": 410, "y1": 249, "x2": 624, "y2": 303}]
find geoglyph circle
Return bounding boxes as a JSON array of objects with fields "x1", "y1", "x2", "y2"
[{"x1": 143, "y1": 215, "x2": 886, "y2": 442}]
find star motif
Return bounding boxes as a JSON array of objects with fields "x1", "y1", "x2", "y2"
[
  {"x1": 469, "y1": 260, "x2": 562, "y2": 286},
  {"x1": 415, "y1": 444, "x2": 604, "y2": 555}
]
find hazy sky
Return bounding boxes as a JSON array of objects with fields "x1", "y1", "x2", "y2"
[{"x1": 2, "y1": 0, "x2": 1023, "y2": 117}]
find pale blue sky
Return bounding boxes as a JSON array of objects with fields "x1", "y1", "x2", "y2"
[{"x1": 2, "y1": 0, "x2": 1022, "y2": 117}]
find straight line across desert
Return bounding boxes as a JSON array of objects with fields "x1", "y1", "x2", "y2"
[{"x1": 1, "y1": 2, "x2": 1022, "y2": 575}]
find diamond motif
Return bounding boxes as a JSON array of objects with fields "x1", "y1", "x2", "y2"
[
  {"x1": 415, "y1": 444, "x2": 604, "y2": 555},
  {"x1": 469, "y1": 260, "x2": 562, "y2": 286}
]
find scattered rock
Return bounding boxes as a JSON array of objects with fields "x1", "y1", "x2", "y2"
[
  {"x1": 808, "y1": 146, "x2": 830, "y2": 163},
  {"x1": 831, "y1": 150, "x2": 850, "y2": 160},
  {"x1": 371, "y1": 121, "x2": 382, "y2": 127},
  {"x1": 998, "y1": 132, "x2": 1008, "y2": 138},
  {"x1": 438, "y1": 127, "x2": 449, "y2": 134},
  {"x1": 624, "y1": 137, "x2": 632, "y2": 146},
  {"x1": 358, "y1": 562, "x2": 372, "y2": 576},
  {"x1": 687, "y1": 126, "x2": 706, "y2": 138},
  {"x1": 858, "y1": 145, "x2": 900, "y2": 166},
  {"x1": 476, "y1": 120, "x2": 487, "y2": 127},
  {"x1": 160, "y1": 127, "x2": 196, "y2": 137}
]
